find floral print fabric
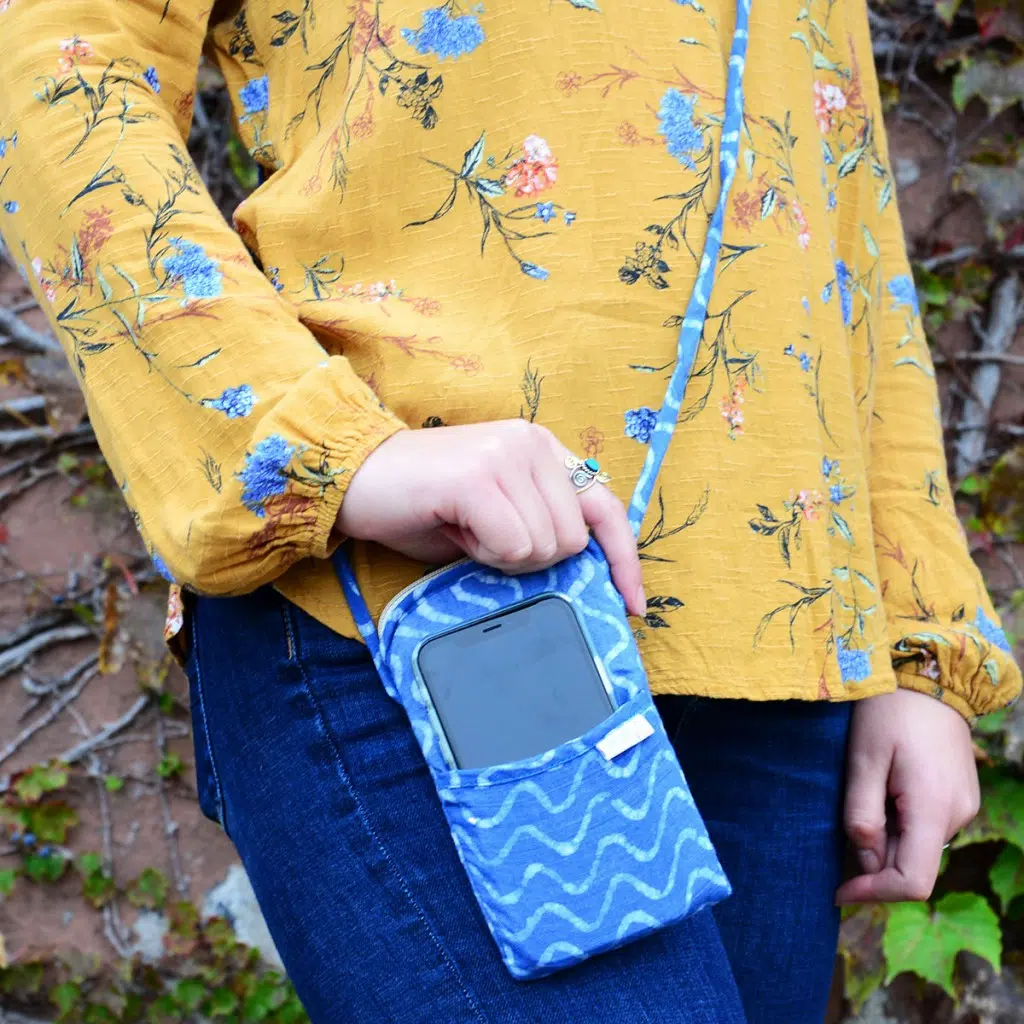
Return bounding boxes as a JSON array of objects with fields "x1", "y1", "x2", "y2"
[{"x1": 0, "y1": 0, "x2": 1019, "y2": 719}]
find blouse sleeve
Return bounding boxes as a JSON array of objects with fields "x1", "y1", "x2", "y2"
[
  {"x1": 0, "y1": 0, "x2": 406, "y2": 594},
  {"x1": 866, "y1": 143, "x2": 1021, "y2": 721}
]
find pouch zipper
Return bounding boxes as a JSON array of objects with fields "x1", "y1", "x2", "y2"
[{"x1": 376, "y1": 557, "x2": 471, "y2": 636}]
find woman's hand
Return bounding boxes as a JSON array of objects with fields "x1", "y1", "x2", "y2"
[
  {"x1": 337, "y1": 420, "x2": 646, "y2": 617},
  {"x1": 835, "y1": 688, "x2": 980, "y2": 904}
]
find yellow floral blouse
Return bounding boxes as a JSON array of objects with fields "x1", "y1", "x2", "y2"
[{"x1": 1, "y1": 0, "x2": 1019, "y2": 720}]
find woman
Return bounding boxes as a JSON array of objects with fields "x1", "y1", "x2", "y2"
[{"x1": 1, "y1": 0, "x2": 1019, "y2": 1019}]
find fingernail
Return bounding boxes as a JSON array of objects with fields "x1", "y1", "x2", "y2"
[
  {"x1": 634, "y1": 586, "x2": 647, "y2": 615},
  {"x1": 857, "y1": 849, "x2": 880, "y2": 875}
]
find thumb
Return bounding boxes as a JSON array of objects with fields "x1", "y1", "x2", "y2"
[{"x1": 844, "y1": 746, "x2": 891, "y2": 876}]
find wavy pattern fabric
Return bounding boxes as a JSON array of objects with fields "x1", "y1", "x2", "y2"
[{"x1": 336, "y1": 541, "x2": 731, "y2": 979}]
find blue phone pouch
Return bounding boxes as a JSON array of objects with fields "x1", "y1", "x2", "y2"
[{"x1": 334, "y1": 0, "x2": 751, "y2": 980}]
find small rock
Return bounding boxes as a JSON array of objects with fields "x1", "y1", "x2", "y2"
[
  {"x1": 202, "y1": 863, "x2": 283, "y2": 970},
  {"x1": 61, "y1": 910, "x2": 73, "y2": 927},
  {"x1": 128, "y1": 909, "x2": 169, "y2": 964},
  {"x1": 894, "y1": 156, "x2": 921, "y2": 189}
]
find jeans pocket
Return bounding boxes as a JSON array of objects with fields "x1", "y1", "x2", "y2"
[{"x1": 184, "y1": 599, "x2": 229, "y2": 836}]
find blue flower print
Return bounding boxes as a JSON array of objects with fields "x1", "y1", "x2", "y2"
[
  {"x1": 240, "y1": 75, "x2": 269, "y2": 115},
  {"x1": 535, "y1": 201, "x2": 555, "y2": 223},
  {"x1": 163, "y1": 238, "x2": 223, "y2": 300},
  {"x1": 836, "y1": 636, "x2": 871, "y2": 682},
  {"x1": 2, "y1": 201, "x2": 16, "y2": 214},
  {"x1": 203, "y1": 384, "x2": 257, "y2": 419},
  {"x1": 822, "y1": 456, "x2": 838, "y2": 478},
  {"x1": 821, "y1": 281, "x2": 833, "y2": 304},
  {"x1": 521, "y1": 262, "x2": 549, "y2": 281},
  {"x1": 564, "y1": 211, "x2": 577, "y2": 226},
  {"x1": 236, "y1": 434, "x2": 296, "y2": 516},
  {"x1": 829, "y1": 483, "x2": 844, "y2": 504},
  {"x1": 0, "y1": 139, "x2": 6, "y2": 160},
  {"x1": 625, "y1": 406, "x2": 658, "y2": 444},
  {"x1": 973, "y1": 607, "x2": 1012, "y2": 654},
  {"x1": 657, "y1": 89, "x2": 703, "y2": 171},
  {"x1": 822, "y1": 140, "x2": 835, "y2": 165},
  {"x1": 784, "y1": 343, "x2": 795, "y2": 356},
  {"x1": 827, "y1": 190, "x2": 837, "y2": 211},
  {"x1": 151, "y1": 549, "x2": 175, "y2": 583},
  {"x1": 887, "y1": 275, "x2": 920, "y2": 318},
  {"x1": 266, "y1": 266, "x2": 284, "y2": 292},
  {"x1": 799, "y1": 352, "x2": 812, "y2": 371},
  {"x1": 835, "y1": 260, "x2": 852, "y2": 326},
  {"x1": 143, "y1": 66, "x2": 160, "y2": 93},
  {"x1": 801, "y1": 296, "x2": 810, "y2": 315},
  {"x1": 401, "y1": 5, "x2": 485, "y2": 60}
]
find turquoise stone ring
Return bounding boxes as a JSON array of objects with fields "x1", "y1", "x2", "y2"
[{"x1": 565, "y1": 454, "x2": 612, "y2": 494}]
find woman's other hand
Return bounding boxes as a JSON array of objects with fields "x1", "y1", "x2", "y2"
[
  {"x1": 835, "y1": 688, "x2": 980, "y2": 904},
  {"x1": 337, "y1": 420, "x2": 646, "y2": 617}
]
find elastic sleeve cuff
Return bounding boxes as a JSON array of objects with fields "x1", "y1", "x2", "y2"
[
  {"x1": 265, "y1": 356, "x2": 408, "y2": 561},
  {"x1": 895, "y1": 668, "x2": 980, "y2": 725}
]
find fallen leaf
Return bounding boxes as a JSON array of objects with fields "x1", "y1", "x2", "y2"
[{"x1": 952, "y1": 56, "x2": 1024, "y2": 115}]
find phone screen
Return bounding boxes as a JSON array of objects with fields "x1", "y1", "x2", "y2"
[{"x1": 415, "y1": 596, "x2": 614, "y2": 770}]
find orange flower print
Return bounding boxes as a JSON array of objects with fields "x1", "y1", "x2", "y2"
[
  {"x1": 176, "y1": 90, "x2": 195, "y2": 119},
  {"x1": 579, "y1": 426, "x2": 605, "y2": 457},
  {"x1": 504, "y1": 135, "x2": 558, "y2": 197},
  {"x1": 720, "y1": 378, "x2": 747, "y2": 439},
  {"x1": 78, "y1": 205, "x2": 115, "y2": 256},
  {"x1": 618, "y1": 121, "x2": 641, "y2": 146},
  {"x1": 731, "y1": 190, "x2": 760, "y2": 232},
  {"x1": 57, "y1": 36, "x2": 92, "y2": 75},
  {"x1": 791, "y1": 488, "x2": 824, "y2": 522},
  {"x1": 350, "y1": 112, "x2": 374, "y2": 139},
  {"x1": 791, "y1": 199, "x2": 810, "y2": 251},
  {"x1": 412, "y1": 296, "x2": 441, "y2": 316},
  {"x1": 813, "y1": 81, "x2": 846, "y2": 134},
  {"x1": 556, "y1": 71, "x2": 582, "y2": 95},
  {"x1": 31, "y1": 257, "x2": 57, "y2": 304}
]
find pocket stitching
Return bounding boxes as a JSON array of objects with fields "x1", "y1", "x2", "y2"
[
  {"x1": 282, "y1": 603, "x2": 490, "y2": 1024},
  {"x1": 189, "y1": 606, "x2": 230, "y2": 835}
]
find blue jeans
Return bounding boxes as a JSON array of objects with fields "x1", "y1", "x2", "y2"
[{"x1": 185, "y1": 584, "x2": 851, "y2": 1023}]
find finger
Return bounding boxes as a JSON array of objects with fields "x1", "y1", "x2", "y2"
[
  {"x1": 529, "y1": 455, "x2": 590, "y2": 562},
  {"x1": 497, "y1": 469, "x2": 558, "y2": 568},
  {"x1": 892, "y1": 815, "x2": 946, "y2": 903},
  {"x1": 459, "y1": 484, "x2": 534, "y2": 567},
  {"x1": 578, "y1": 485, "x2": 645, "y2": 617},
  {"x1": 843, "y1": 747, "x2": 891, "y2": 878}
]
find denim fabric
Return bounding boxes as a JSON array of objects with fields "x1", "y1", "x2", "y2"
[
  {"x1": 185, "y1": 585, "x2": 850, "y2": 1023},
  {"x1": 336, "y1": 541, "x2": 731, "y2": 979}
]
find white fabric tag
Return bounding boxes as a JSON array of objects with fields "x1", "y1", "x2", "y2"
[{"x1": 596, "y1": 713, "x2": 655, "y2": 761}]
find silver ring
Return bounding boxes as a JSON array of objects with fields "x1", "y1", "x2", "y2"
[{"x1": 565, "y1": 455, "x2": 611, "y2": 494}]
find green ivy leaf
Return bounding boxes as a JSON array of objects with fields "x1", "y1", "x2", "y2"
[
  {"x1": 954, "y1": 766, "x2": 1024, "y2": 850},
  {"x1": 174, "y1": 978, "x2": 206, "y2": 1011},
  {"x1": 104, "y1": 774, "x2": 123, "y2": 792},
  {"x1": 13, "y1": 761, "x2": 68, "y2": 804},
  {"x1": 26, "y1": 801, "x2": 78, "y2": 843},
  {"x1": 126, "y1": 867, "x2": 169, "y2": 910},
  {"x1": 23, "y1": 853, "x2": 67, "y2": 884},
  {"x1": 883, "y1": 892, "x2": 1002, "y2": 998},
  {"x1": 206, "y1": 987, "x2": 239, "y2": 1017},
  {"x1": 156, "y1": 752, "x2": 184, "y2": 780},
  {"x1": 990, "y1": 843, "x2": 1024, "y2": 913},
  {"x1": 50, "y1": 981, "x2": 81, "y2": 1018}
]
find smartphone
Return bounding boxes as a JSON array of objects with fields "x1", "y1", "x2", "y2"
[{"x1": 415, "y1": 595, "x2": 614, "y2": 770}]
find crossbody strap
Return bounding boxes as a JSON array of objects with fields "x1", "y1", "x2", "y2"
[{"x1": 627, "y1": 0, "x2": 752, "y2": 535}]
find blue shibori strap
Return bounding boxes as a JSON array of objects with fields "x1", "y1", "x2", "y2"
[{"x1": 627, "y1": 0, "x2": 751, "y2": 536}]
